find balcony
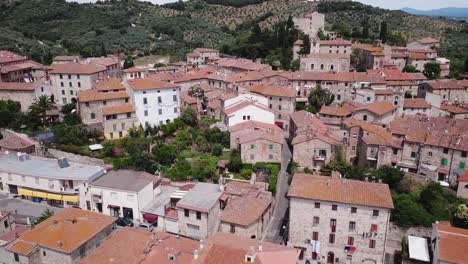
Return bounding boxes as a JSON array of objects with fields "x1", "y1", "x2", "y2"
[
  {"x1": 313, "y1": 155, "x2": 326, "y2": 161},
  {"x1": 92, "y1": 195, "x2": 102, "y2": 203}
]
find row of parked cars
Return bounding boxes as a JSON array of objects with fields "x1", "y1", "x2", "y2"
[{"x1": 116, "y1": 217, "x2": 155, "y2": 232}]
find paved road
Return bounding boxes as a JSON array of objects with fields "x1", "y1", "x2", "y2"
[
  {"x1": 0, "y1": 194, "x2": 61, "y2": 224},
  {"x1": 262, "y1": 139, "x2": 291, "y2": 244}
]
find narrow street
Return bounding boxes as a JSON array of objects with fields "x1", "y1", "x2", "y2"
[{"x1": 262, "y1": 139, "x2": 291, "y2": 243}]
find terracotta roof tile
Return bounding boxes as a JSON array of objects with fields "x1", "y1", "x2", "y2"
[
  {"x1": 354, "y1": 101, "x2": 396, "y2": 116},
  {"x1": 214, "y1": 58, "x2": 270, "y2": 72},
  {"x1": 95, "y1": 77, "x2": 125, "y2": 91},
  {"x1": 49, "y1": 63, "x2": 107, "y2": 74},
  {"x1": 81, "y1": 228, "x2": 198, "y2": 264},
  {"x1": 288, "y1": 173, "x2": 394, "y2": 209},
  {"x1": 426, "y1": 80, "x2": 467, "y2": 90},
  {"x1": 319, "y1": 39, "x2": 352, "y2": 46},
  {"x1": 0, "y1": 82, "x2": 35, "y2": 91},
  {"x1": 127, "y1": 78, "x2": 178, "y2": 90},
  {"x1": 0, "y1": 133, "x2": 35, "y2": 150},
  {"x1": 229, "y1": 120, "x2": 283, "y2": 133},
  {"x1": 78, "y1": 90, "x2": 129, "y2": 102},
  {"x1": 102, "y1": 103, "x2": 135, "y2": 116},
  {"x1": 224, "y1": 100, "x2": 271, "y2": 116},
  {"x1": 0, "y1": 50, "x2": 27, "y2": 64},
  {"x1": 237, "y1": 128, "x2": 284, "y2": 145},
  {"x1": 195, "y1": 233, "x2": 300, "y2": 264},
  {"x1": 435, "y1": 222, "x2": 468, "y2": 264},
  {"x1": 13, "y1": 208, "x2": 115, "y2": 254},
  {"x1": 221, "y1": 196, "x2": 271, "y2": 226},
  {"x1": 249, "y1": 84, "x2": 295, "y2": 98},
  {"x1": 403, "y1": 99, "x2": 430, "y2": 109},
  {"x1": 319, "y1": 105, "x2": 355, "y2": 117},
  {"x1": 7, "y1": 239, "x2": 38, "y2": 256}
]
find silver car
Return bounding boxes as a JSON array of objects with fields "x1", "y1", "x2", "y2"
[{"x1": 137, "y1": 222, "x2": 154, "y2": 232}]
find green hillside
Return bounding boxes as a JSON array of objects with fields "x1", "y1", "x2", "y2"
[{"x1": 0, "y1": 0, "x2": 466, "y2": 66}]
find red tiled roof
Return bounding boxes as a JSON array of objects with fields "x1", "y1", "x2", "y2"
[
  {"x1": 127, "y1": 78, "x2": 178, "y2": 90},
  {"x1": 81, "y1": 228, "x2": 198, "y2": 264},
  {"x1": 435, "y1": 222, "x2": 468, "y2": 264},
  {"x1": 102, "y1": 104, "x2": 135, "y2": 116},
  {"x1": 319, "y1": 105, "x2": 355, "y2": 117},
  {"x1": 0, "y1": 50, "x2": 27, "y2": 64},
  {"x1": 403, "y1": 99, "x2": 430, "y2": 109},
  {"x1": 354, "y1": 101, "x2": 396, "y2": 116},
  {"x1": 425, "y1": 80, "x2": 468, "y2": 90},
  {"x1": 229, "y1": 120, "x2": 283, "y2": 133},
  {"x1": 0, "y1": 82, "x2": 35, "y2": 91},
  {"x1": 224, "y1": 100, "x2": 271, "y2": 116},
  {"x1": 196, "y1": 232, "x2": 300, "y2": 264},
  {"x1": 78, "y1": 90, "x2": 129, "y2": 102},
  {"x1": 10, "y1": 208, "x2": 115, "y2": 254},
  {"x1": 95, "y1": 77, "x2": 125, "y2": 91},
  {"x1": 319, "y1": 39, "x2": 352, "y2": 46},
  {"x1": 0, "y1": 133, "x2": 35, "y2": 150},
  {"x1": 49, "y1": 63, "x2": 106, "y2": 74},
  {"x1": 249, "y1": 84, "x2": 295, "y2": 98},
  {"x1": 288, "y1": 173, "x2": 394, "y2": 209},
  {"x1": 221, "y1": 196, "x2": 271, "y2": 226}
]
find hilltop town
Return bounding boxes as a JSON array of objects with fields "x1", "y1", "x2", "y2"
[{"x1": 0, "y1": 1, "x2": 467, "y2": 264}]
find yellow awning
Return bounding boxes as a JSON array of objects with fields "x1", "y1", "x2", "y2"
[
  {"x1": 47, "y1": 193, "x2": 62, "y2": 200},
  {"x1": 32, "y1": 191, "x2": 47, "y2": 198},
  {"x1": 62, "y1": 195, "x2": 79, "y2": 203},
  {"x1": 18, "y1": 189, "x2": 33, "y2": 196}
]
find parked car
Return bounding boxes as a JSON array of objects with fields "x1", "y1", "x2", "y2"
[
  {"x1": 137, "y1": 222, "x2": 154, "y2": 232},
  {"x1": 116, "y1": 217, "x2": 134, "y2": 227}
]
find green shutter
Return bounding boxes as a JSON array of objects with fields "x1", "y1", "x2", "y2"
[
  {"x1": 269, "y1": 144, "x2": 273, "y2": 150},
  {"x1": 441, "y1": 158, "x2": 447, "y2": 166},
  {"x1": 460, "y1": 162, "x2": 466, "y2": 169}
]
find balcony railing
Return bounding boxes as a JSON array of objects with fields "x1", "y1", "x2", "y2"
[{"x1": 313, "y1": 155, "x2": 326, "y2": 161}]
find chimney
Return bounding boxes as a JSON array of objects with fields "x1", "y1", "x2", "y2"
[
  {"x1": 193, "y1": 249, "x2": 199, "y2": 260},
  {"x1": 365, "y1": 177, "x2": 369, "y2": 182},
  {"x1": 258, "y1": 243, "x2": 263, "y2": 252},
  {"x1": 331, "y1": 171, "x2": 341, "y2": 179},
  {"x1": 378, "y1": 179, "x2": 383, "y2": 184}
]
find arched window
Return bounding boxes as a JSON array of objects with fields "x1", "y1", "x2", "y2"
[
  {"x1": 320, "y1": 64, "x2": 324, "y2": 70},
  {"x1": 330, "y1": 64, "x2": 335, "y2": 70},
  {"x1": 90, "y1": 113, "x2": 96, "y2": 119}
]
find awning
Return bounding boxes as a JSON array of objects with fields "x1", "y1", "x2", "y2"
[
  {"x1": 32, "y1": 191, "x2": 48, "y2": 199},
  {"x1": 143, "y1": 213, "x2": 158, "y2": 223},
  {"x1": 62, "y1": 195, "x2": 79, "y2": 203},
  {"x1": 219, "y1": 193, "x2": 229, "y2": 202},
  {"x1": 408, "y1": 236, "x2": 430, "y2": 262},
  {"x1": 18, "y1": 189, "x2": 33, "y2": 196},
  {"x1": 438, "y1": 168, "x2": 448, "y2": 174},
  {"x1": 108, "y1": 205, "x2": 120, "y2": 209},
  {"x1": 47, "y1": 193, "x2": 62, "y2": 200}
]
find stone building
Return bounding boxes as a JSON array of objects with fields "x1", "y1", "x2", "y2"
[
  {"x1": 49, "y1": 63, "x2": 108, "y2": 105},
  {"x1": 418, "y1": 80, "x2": 468, "y2": 102},
  {"x1": 176, "y1": 183, "x2": 223, "y2": 240},
  {"x1": 351, "y1": 101, "x2": 397, "y2": 125},
  {"x1": 300, "y1": 53, "x2": 350, "y2": 73},
  {"x1": 219, "y1": 181, "x2": 273, "y2": 240},
  {"x1": 407, "y1": 37, "x2": 440, "y2": 50},
  {"x1": 288, "y1": 173, "x2": 394, "y2": 264},
  {"x1": 229, "y1": 120, "x2": 284, "y2": 150},
  {"x1": 402, "y1": 98, "x2": 431, "y2": 116},
  {"x1": 456, "y1": 170, "x2": 468, "y2": 199},
  {"x1": 0, "y1": 208, "x2": 116, "y2": 264},
  {"x1": 249, "y1": 84, "x2": 296, "y2": 130},
  {"x1": 0, "y1": 81, "x2": 52, "y2": 111},
  {"x1": 293, "y1": 12, "x2": 325, "y2": 39},
  {"x1": 78, "y1": 79, "x2": 138, "y2": 139},
  {"x1": 292, "y1": 132, "x2": 342, "y2": 172},
  {"x1": 238, "y1": 128, "x2": 283, "y2": 164}
]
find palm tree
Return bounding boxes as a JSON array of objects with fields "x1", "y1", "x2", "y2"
[
  {"x1": 29, "y1": 95, "x2": 57, "y2": 126},
  {"x1": 307, "y1": 85, "x2": 335, "y2": 113},
  {"x1": 34, "y1": 209, "x2": 54, "y2": 226}
]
